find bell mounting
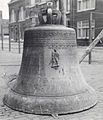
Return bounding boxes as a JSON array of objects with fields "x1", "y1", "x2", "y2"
[{"x1": 38, "y1": 1, "x2": 61, "y2": 25}]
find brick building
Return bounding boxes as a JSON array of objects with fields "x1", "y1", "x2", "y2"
[
  {"x1": 9, "y1": 0, "x2": 26, "y2": 41},
  {"x1": 9, "y1": 0, "x2": 52, "y2": 41},
  {"x1": 67, "y1": 0, "x2": 103, "y2": 45},
  {"x1": 8, "y1": 0, "x2": 71, "y2": 41},
  {"x1": 9, "y1": 0, "x2": 103, "y2": 45}
]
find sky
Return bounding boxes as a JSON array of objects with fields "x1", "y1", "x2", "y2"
[{"x1": 0, "y1": 0, "x2": 11, "y2": 19}]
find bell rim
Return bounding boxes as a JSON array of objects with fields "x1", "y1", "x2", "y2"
[{"x1": 3, "y1": 88, "x2": 97, "y2": 115}]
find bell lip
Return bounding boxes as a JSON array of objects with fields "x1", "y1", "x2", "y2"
[
  {"x1": 25, "y1": 24, "x2": 75, "y2": 32},
  {"x1": 3, "y1": 88, "x2": 97, "y2": 115},
  {"x1": 4, "y1": 99, "x2": 97, "y2": 115}
]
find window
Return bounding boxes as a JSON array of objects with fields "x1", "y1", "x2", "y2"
[
  {"x1": 31, "y1": 0, "x2": 35, "y2": 5},
  {"x1": 66, "y1": 0, "x2": 70, "y2": 12},
  {"x1": 77, "y1": 0, "x2": 95, "y2": 12},
  {"x1": 56, "y1": 0, "x2": 70, "y2": 12},
  {"x1": 19, "y1": 7, "x2": 25, "y2": 21},
  {"x1": 10, "y1": 9, "x2": 16, "y2": 23},
  {"x1": 77, "y1": 21, "x2": 82, "y2": 38},
  {"x1": 56, "y1": 0, "x2": 59, "y2": 10},
  {"x1": 78, "y1": 0, "x2": 82, "y2": 11},
  {"x1": 77, "y1": 20, "x2": 95, "y2": 39},
  {"x1": 83, "y1": 0, "x2": 90, "y2": 9},
  {"x1": 91, "y1": 0, "x2": 95, "y2": 8}
]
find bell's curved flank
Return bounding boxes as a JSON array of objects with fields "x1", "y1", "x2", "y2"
[{"x1": 3, "y1": 25, "x2": 97, "y2": 115}]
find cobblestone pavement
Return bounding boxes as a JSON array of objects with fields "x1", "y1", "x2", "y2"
[{"x1": 0, "y1": 47, "x2": 103, "y2": 120}]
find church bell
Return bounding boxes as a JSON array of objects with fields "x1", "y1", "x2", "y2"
[{"x1": 3, "y1": 2, "x2": 97, "y2": 115}]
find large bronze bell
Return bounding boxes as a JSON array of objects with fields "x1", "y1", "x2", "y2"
[{"x1": 3, "y1": 2, "x2": 97, "y2": 115}]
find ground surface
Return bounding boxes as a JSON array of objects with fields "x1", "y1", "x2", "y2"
[{"x1": 0, "y1": 47, "x2": 103, "y2": 120}]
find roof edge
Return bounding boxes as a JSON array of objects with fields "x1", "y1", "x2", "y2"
[{"x1": 8, "y1": 0, "x2": 20, "y2": 5}]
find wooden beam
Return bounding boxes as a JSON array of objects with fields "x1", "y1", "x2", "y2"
[{"x1": 79, "y1": 29, "x2": 103, "y2": 64}]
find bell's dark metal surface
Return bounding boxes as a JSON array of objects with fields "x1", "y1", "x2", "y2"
[{"x1": 3, "y1": 2, "x2": 97, "y2": 115}]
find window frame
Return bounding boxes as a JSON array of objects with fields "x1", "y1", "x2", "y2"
[
  {"x1": 10, "y1": 9, "x2": 16, "y2": 23},
  {"x1": 18, "y1": 6, "x2": 25, "y2": 21},
  {"x1": 77, "y1": 20, "x2": 95, "y2": 39},
  {"x1": 77, "y1": 0, "x2": 96, "y2": 12},
  {"x1": 66, "y1": 0, "x2": 70, "y2": 13}
]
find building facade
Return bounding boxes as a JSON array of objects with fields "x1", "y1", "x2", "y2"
[
  {"x1": 9, "y1": 0, "x2": 52, "y2": 41},
  {"x1": 2, "y1": 19, "x2": 9, "y2": 37},
  {"x1": 9, "y1": 0, "x2": 26, "y2": 41},
  {"x1": 8, "y1": 0, "x2": 71, "y2": 41},
  {"x1": 0, "y1": 11, "x2": 9, "y2": 40},
  {"x1": 9, "y1": 0, "x2": 103, "y2": 45},
  {"x1": 67, "y1": 0, "x2": 103, "y2": 45},
  {"x1": 0, "y1": 11, "x2": 2, "y2": 40}
]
